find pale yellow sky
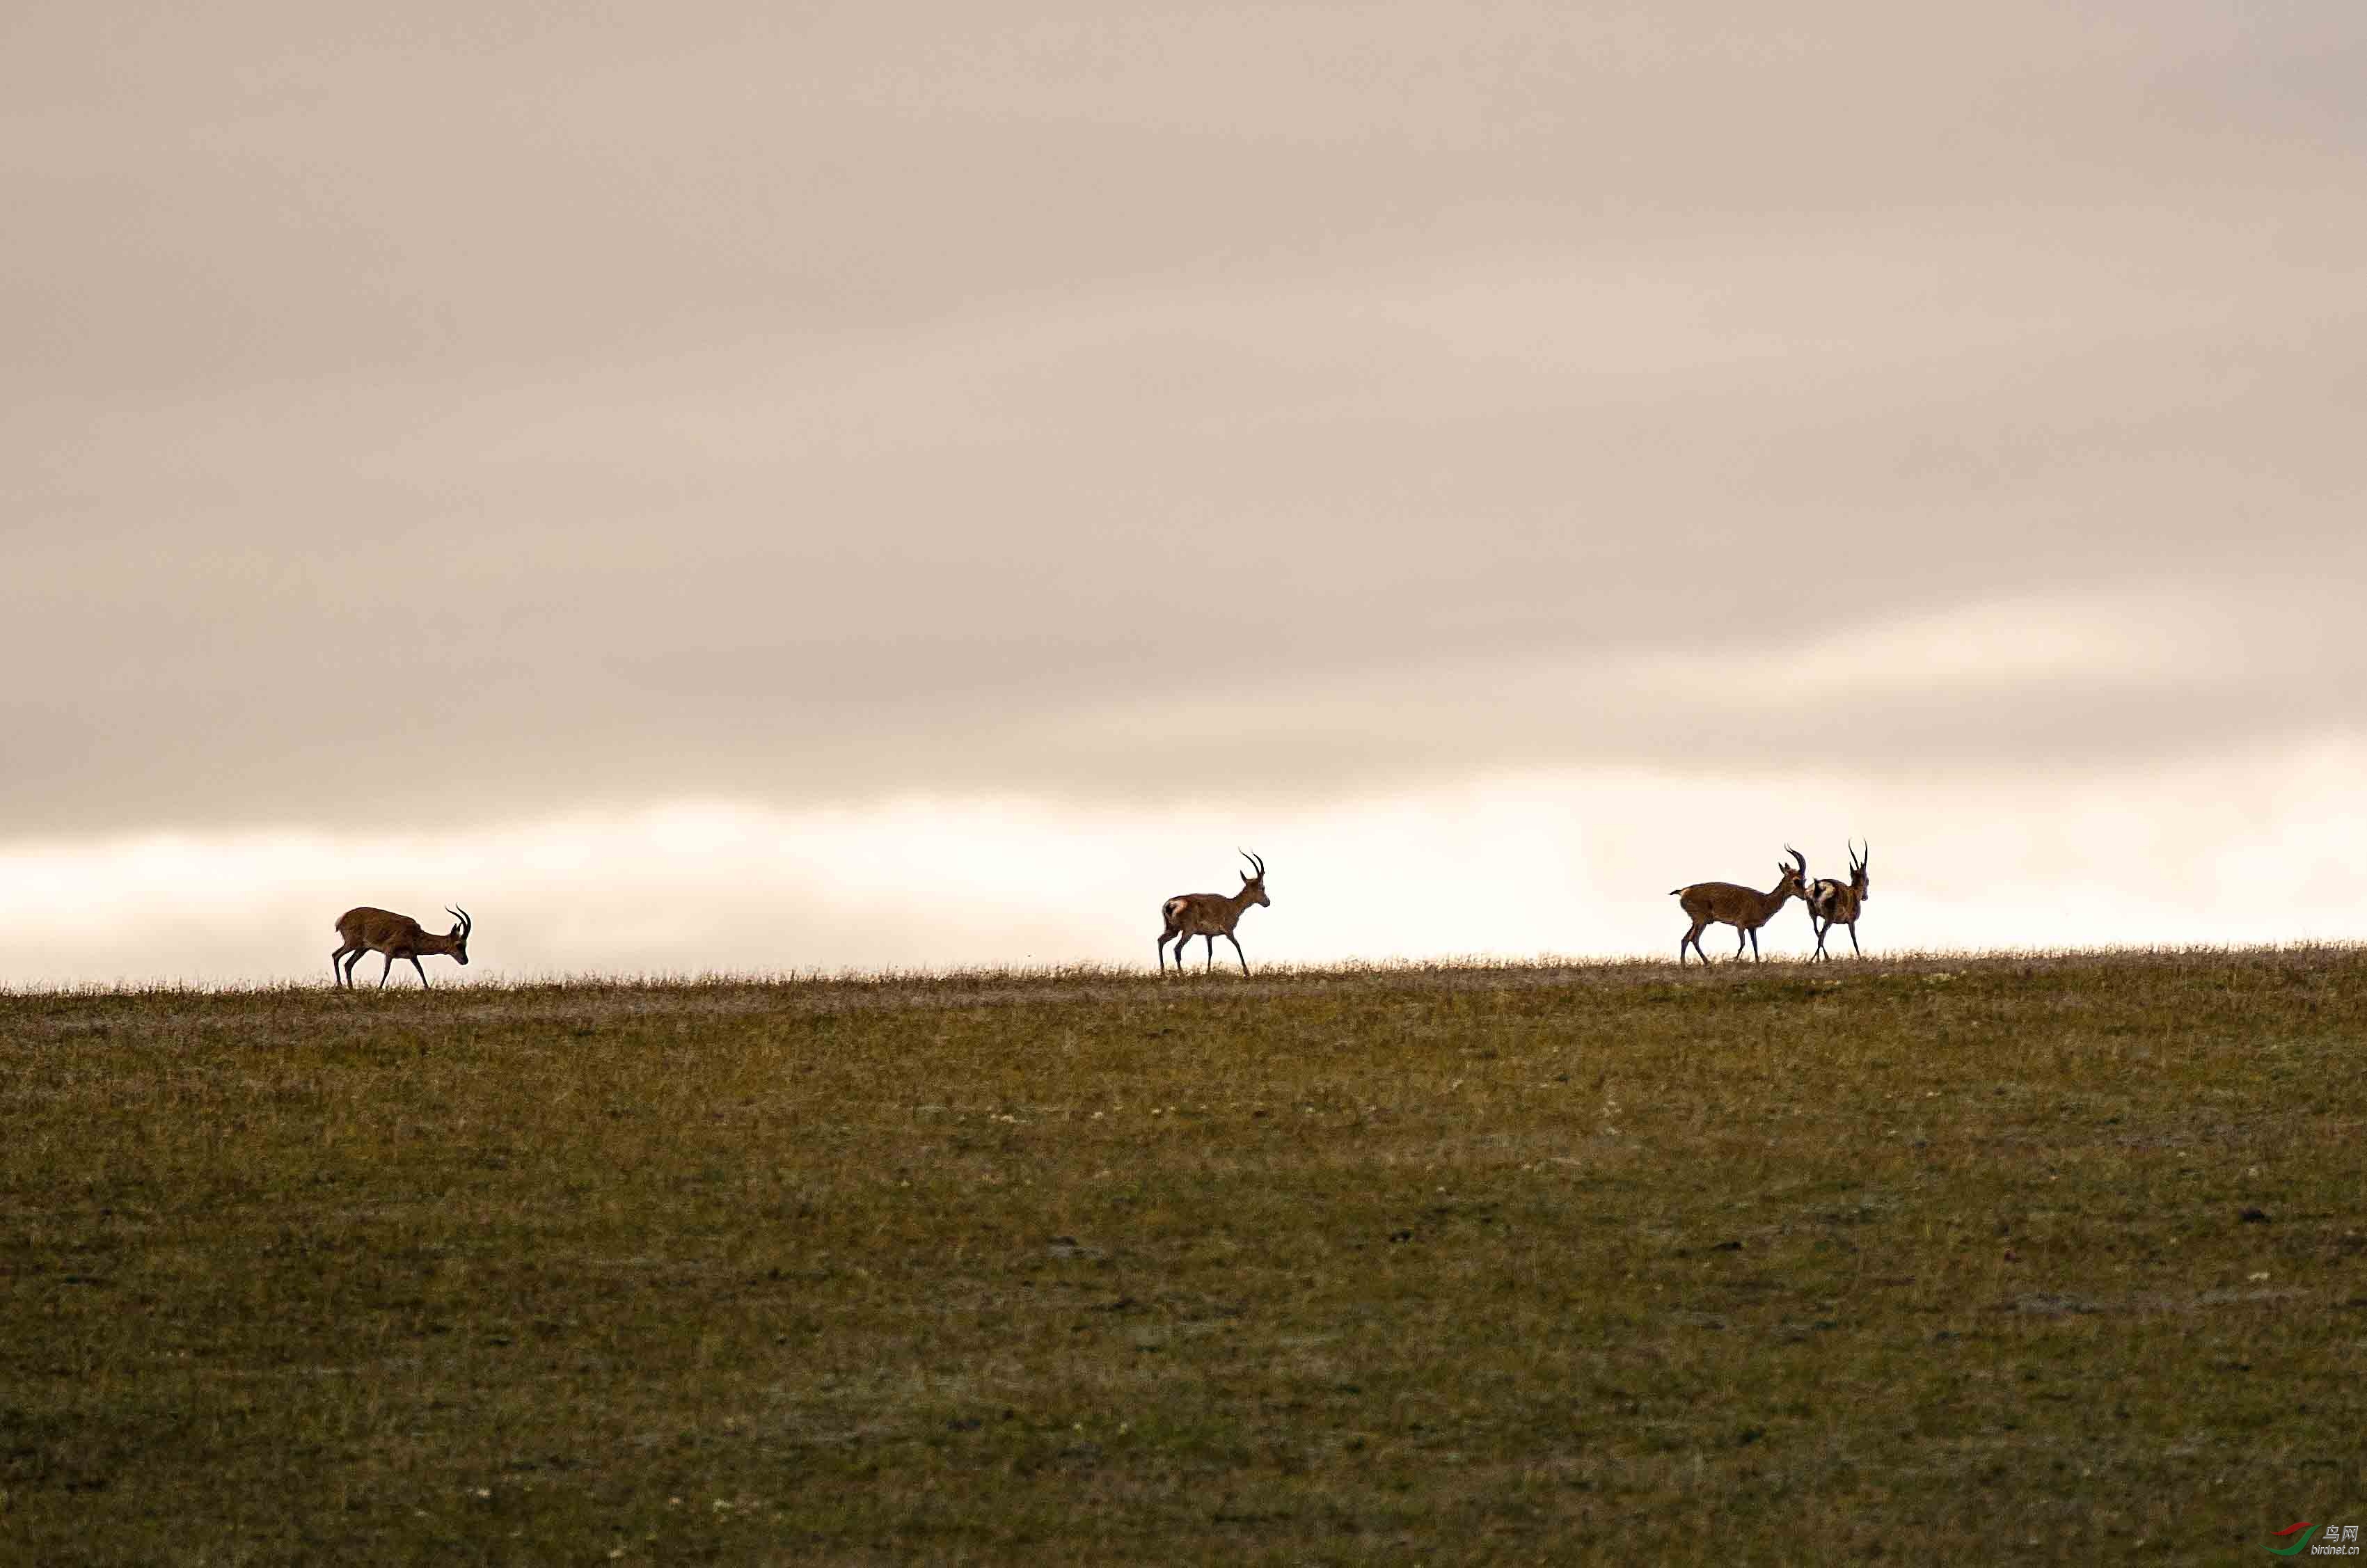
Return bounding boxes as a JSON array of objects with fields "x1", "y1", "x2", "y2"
[{"x1": 5, "y1": 2, "x2": 2363, "y2": 980}]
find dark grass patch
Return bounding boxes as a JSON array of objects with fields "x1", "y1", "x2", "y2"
[{"x1": 2, "y1": 947, "x2": 2362, "y2": 1562}]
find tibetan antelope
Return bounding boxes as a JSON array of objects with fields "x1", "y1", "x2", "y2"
[
  {"x1": 1670, "y1": 847, "x2": 1807, "y2": 965},
  {"x1": 1807, "y1": 840, "x2": 1871, "y2": 960},
  {"x1": 1157, "y1": 850, "x2": 1270, "y2": 975},
  {"x1": 332, "y1": 905, "x2": 472, "y2": 989}
]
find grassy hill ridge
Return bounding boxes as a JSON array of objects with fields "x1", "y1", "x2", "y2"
[{"x1": 4, "y1": 948, "x2": 2361, "y2": 1562}]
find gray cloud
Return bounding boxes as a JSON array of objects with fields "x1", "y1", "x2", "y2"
[{"x1": 7, "y1": 1, "x2": 2364, "y2": 838}]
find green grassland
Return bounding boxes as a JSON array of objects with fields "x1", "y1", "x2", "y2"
[{"x1": 4, "y1": 949, "x2": 2364, "y2": 1564}]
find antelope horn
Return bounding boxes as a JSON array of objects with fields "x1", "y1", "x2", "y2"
[
  {"x1": 1240, "y1": 849, "x2": 1265, "y2": 878},
  {"x1": 1784, "y1": 844, "x2": 1806, "y2": 876},
  {"x1": 448, "y1": 905, "x2": 471, "y2": 937}
]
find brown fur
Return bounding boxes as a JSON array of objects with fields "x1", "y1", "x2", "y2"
[
  {"x1": 1159, "y1": 853, "x2": 1271, "y2": 976},
  {"x1": 333, "y1": 905, "x2": 471, "y2": 990},
  {"x1": 1807, "y1": 841, "x2": 1871, "y2": 960},
  {"x1": 1671, "y1": 848, "x2": 1807, "y2": 965}
]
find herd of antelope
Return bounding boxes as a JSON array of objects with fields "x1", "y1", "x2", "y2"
[
  {"x1": 327, "y1": 843, "x2": 1873, "y2": 988},
  {"x1": 1670, "y1": 839, "x2": 1871, "y2": 965}
]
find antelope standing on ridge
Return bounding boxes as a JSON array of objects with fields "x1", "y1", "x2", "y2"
[
  {"x1": 1158, "y1": 851, "x2": 1270, "y2": 975},
  {"x1": 1806, "y1": 840, "x2": 1871, "y2": 960},
  {"x1": 333, "y1": 905, "x2": 472, "y2": 989},
  {"x1": 1670, "y1": 848, "x2": 1807, "y2": 965}
]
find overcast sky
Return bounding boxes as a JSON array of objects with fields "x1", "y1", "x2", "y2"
[{"x1": 6, "y1": 1, "x2": 2363, "y2": 983}]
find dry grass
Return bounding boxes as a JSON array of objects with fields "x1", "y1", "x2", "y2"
[{"x1": 3, "y1": 947, "x2": 2364, "y2": 1563}]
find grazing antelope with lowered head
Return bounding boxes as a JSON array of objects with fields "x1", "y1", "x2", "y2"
[
  {"x1": 1158, "y1": 851, "x2": 1270, "y2": 975},
  {"x1": 333, "y1": 905, "x2": 471, "y2": 989},
  {"x1": 1671, "y1": 848, "x2": 1807, "y2": 965},
  {"x1": 1806, "y1": 840, "x2": 1871, "y2": 960}
]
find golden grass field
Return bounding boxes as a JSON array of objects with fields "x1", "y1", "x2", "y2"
[{"x1": 3, "y1": 948, "x2": 2363, "y2": 1564}]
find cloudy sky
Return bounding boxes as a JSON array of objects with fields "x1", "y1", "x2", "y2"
[{"x1": 6, "y1": 1, "x2": 2363, "y2": 983}]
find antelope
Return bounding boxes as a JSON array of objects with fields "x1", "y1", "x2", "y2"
[
  {"x1": 1157, "y1": 850, "x2": 1270, "y2": 975},
  {"x1": 1670, "y1": 847, "x2": 1807, "y2": 965},
  {"x1": 1806, "y1": 840, "x2": 1871, "y2": 960},
  {"x1": 332, "y1": 905, "x2": 472, "y2": 989}
]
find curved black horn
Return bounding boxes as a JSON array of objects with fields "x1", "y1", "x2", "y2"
[
  {"x1": 1783, "y1": 844, "x2": 1806, "y2": 875},
  {"x1": 448, "y1": 905, "x2": 471, "y2": 937},
  {"x1": 1240, "y1": 848, "x2": 1265, "y2": 879}
]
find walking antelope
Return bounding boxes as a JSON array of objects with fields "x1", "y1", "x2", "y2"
[
  {"x1": 1157, "y1": 851, "x2": 1270, "y2": 975},
  {"x1": 1670, "y1": 848, "x2": 1808, "y2": 965},
  {"x1": 1806, "y1": 840, "x2": 1871, "y2": 960},
  {"x1": 333, "y1": 905, "x2": 472, "y2": 989}
]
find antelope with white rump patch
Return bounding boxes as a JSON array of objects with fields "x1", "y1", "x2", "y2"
[
  {"x1": 332, "y1": 905, "x2": 472, "y2": 989},
  {"x1": 1670, "y1": 847, "x2": 1807, "y2": 965},
  {"x1": 1157, "y1": 850, "x2": 1270, "y2": 975},
  {"x1": 1806, "y1": 839, "x2": 1871, "y2": 960}
]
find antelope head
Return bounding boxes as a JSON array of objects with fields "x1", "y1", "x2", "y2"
[
  {"x1": 1778, "y1": 846, "x2": 1808, "y2": 899},
  {"x1": 445, "y1": 905, "x2": 473, "y2": 965},
  {"x1": 1239, "y1": 849, "x2": 1270, "y2": 908},
  {"x1": 1849, "y1": 840, "x2": 1870, "y2": 900}
]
